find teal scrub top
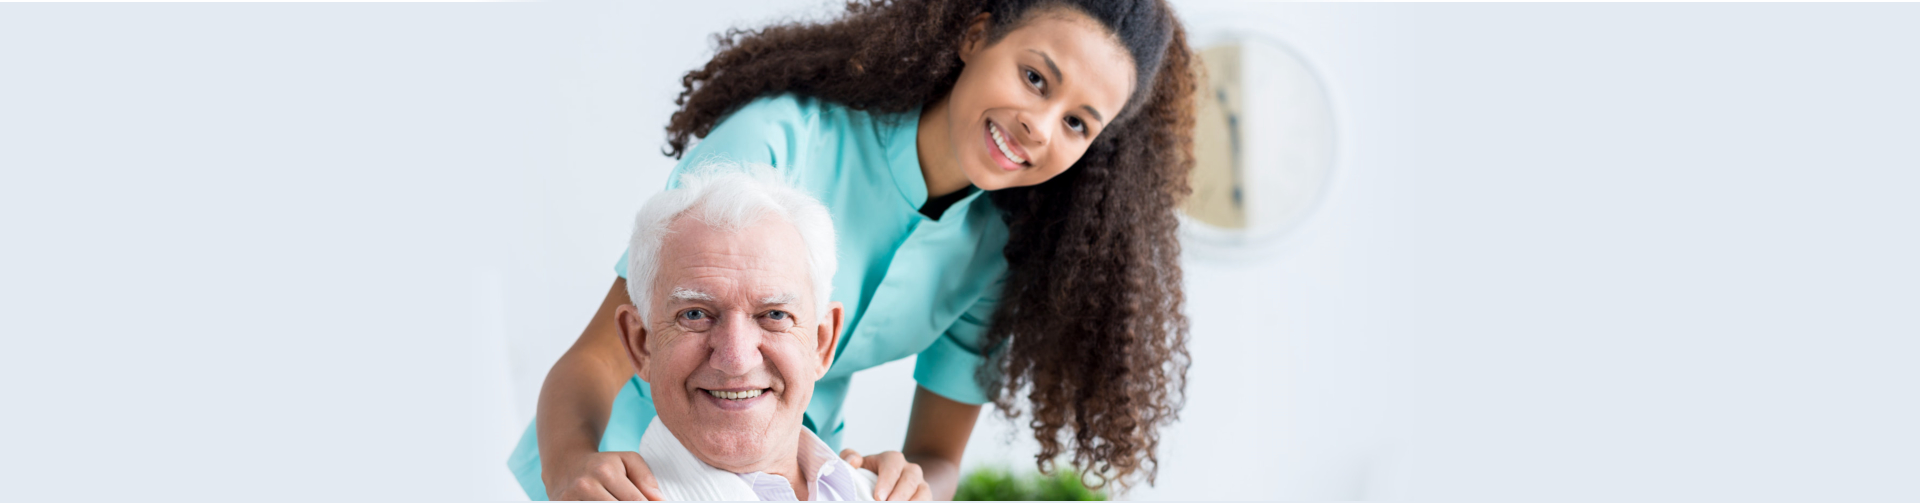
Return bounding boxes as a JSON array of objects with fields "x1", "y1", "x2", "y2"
[{"x1": 508, "y1": 94, "x2": 1010, "y2": 499}]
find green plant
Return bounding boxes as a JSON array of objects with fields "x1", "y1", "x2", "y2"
[{"x1": 954, "y1": 466, "x2": 1106, "y2": 501}]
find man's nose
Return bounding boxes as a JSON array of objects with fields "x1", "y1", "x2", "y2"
[{"x1": 706, "y1": 312, "x2": 764, "y2": 375}]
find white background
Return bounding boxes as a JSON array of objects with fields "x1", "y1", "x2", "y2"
[{"x1": 2, "y1": 2, "x2": 1915, "y2": 501}]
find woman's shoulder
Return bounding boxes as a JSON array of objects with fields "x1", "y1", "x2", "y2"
[
  {"x1": 729, "y1": 93, "x2": 901, "y2": 136},
  {"x1": 699, "y1": 94, "x2": 884, "y2": 152},
  {"x1": 722, "y1": 93, "x2": 862, "y2": 127},
  {"x1": 679, "y1": 94, "x2": 821, "y2": 171},
  {"x1": 673, "y1": 93, "x2": 885, "y2": 188}
]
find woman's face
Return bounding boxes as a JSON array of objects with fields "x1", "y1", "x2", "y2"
[{"x1": 945, "y1": 10, "x2": 1137, "y2": 191}]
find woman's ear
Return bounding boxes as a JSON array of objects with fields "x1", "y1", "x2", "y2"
[
  {"x1": 958, "y1": 12, "x2": 992, "y2": 63},
  {"x1": 614, "y1": 303, "x2": 653, "y2": 382}
]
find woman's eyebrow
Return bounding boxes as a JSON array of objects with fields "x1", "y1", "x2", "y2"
[
  {"x1": 1028, "y1": 49, "x2": 1106, "y2": 124},
  {"x1": 1029, "y1": 49, "x2": 1063, "y2": 84}
]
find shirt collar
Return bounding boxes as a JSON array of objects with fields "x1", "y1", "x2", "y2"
[
  {"x1": 882, "y1": 109, "x2": 986, "y2": 220},
  {"x1": 734, "y1": 427, "x2": 862, "y2": 501},
  {"x1": 881, "y1": 110, "x2": 929, "y2": 211}
]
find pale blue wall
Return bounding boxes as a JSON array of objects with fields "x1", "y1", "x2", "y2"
[{"x1": 3, "y1": 2, "x2": 1915, "y2": 501}]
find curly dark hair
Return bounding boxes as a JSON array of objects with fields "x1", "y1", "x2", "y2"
[{"x1": 662, "y1": 0, "x2": 1195, "y2": 490}]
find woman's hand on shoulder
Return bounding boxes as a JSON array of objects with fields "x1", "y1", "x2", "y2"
[
  {"x1": 840, "y1": 449, "x2": 933, "y2": 501},
  {"x1": 545, "y1": 450, "x2": 663, "y2": 501}
]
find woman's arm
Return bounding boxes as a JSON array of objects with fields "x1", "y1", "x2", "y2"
[
  {"x1": 536, "y1": 278, "x2": 663, "y2": 500},
  {"x1": 903, "y1": 386, "x2": 982, "y2": 500},
  {"x1": 841, "y1": 386, "x2": 980, "y2": 501}
]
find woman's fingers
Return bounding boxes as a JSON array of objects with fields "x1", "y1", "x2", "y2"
[
  {"x1": 566, "y1": 476, "x2": 621, "y2": 501},
  {"x1": 593, "y1": 453, "x2": 645, "y2": 501},
  {"x1": 839, "y1": 448, "x2": 864, "y2": 470},
  {"x1": 552, "y1": 451, "x2": 647, "y2": 501},
  {"x1": 598, "y1": 477, "x2": 645, "y2": 501},
  {"x1": 886, "y1": 462, "x2": 924, "y2": 501},
  {"x1": 853, "y1": 450, "x2": 928, "y2": 501},
  {"x1": 867, "y1": 452, "x2": 900, "y2": 501},
  {"x1": 909, "y1": 482, "x2": 933, "y2": 501},
  {"x1": 617, "y1": 451, "x2": 665, "y2": 501}
]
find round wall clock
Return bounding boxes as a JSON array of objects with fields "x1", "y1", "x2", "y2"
[{"x1": 1181, "y1": 32, "x2": 1338, "y2": 257}]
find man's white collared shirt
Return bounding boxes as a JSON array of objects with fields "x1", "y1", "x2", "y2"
[{"x1": 637, "y1": 417, "x2": 877, "y2": 501}]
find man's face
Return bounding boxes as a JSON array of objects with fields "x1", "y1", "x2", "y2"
[{"x1": 617, "y1": 214, "x2": 843, "y2": 472}]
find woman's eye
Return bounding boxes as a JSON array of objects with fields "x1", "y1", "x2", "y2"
[
  {"x1": 1066, "y1": 116, "x2": 1085, "y2": 133},
  {"x1": 1024, "y1": 69, "x2": 1045, "y2": 90}
]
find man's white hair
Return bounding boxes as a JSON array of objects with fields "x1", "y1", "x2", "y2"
[{"x1": 626, "y1": 161, "x2": 837, "y2": 323}]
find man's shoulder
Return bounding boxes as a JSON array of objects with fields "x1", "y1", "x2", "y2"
[
  {"x1": 799, "y1": 427, "x2": 879, "y2": 501},
  {"x1": 854, "y1": 466, "x2": 879, "y2": 493}
]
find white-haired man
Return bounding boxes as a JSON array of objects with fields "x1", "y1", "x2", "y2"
[{"x1": 610, "y1": 164, "x2": 884, "y2": 500}]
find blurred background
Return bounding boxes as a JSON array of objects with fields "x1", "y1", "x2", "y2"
[{"x1": 3, "y1": 1, "x2": 1916, "y2": 501}]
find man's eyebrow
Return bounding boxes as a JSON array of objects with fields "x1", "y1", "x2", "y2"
[
  {"x1": 669, "y1": 287, "x2": 714, "y2": 302},
  {"x1": 760, "y1": 292, "x2": 798, "y2": 305}
]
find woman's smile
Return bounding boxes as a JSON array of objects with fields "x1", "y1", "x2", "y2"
[{"x1": 986, "y1": 120, "x2": 1031, "y2": 171}]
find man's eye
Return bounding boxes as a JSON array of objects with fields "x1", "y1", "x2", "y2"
[
  {"x1": 1024, "y1": 69, "x2": 1045, "y2": 90},
  {"x1": 766, "y1": 310, "x2": 789, "y2": 321},
  {"x1": 680, "y1": 310, "x2": 707, "y2": 321}
]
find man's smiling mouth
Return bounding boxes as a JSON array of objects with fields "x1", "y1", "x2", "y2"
[{"x1": 703, "y1": 388, "x2": 768, "y2": 400}]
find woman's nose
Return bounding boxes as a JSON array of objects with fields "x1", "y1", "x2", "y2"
[
  {"x1": 1018, "y1": 113, "x2": 1048, "y2": 146},
  {"x1": 706, "y1": 313, "x2": 764, "y2": 375}
]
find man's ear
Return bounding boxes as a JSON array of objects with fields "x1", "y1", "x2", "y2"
[
  {"x1": 958, "y1": 12, "x2": 992, "y2": 64},
  {"x1": 814, "y1": 301, "x2": 845, "y2": 377},
  {"x1": 614, "y1": 303, "x2": 654, "y2": 383}
]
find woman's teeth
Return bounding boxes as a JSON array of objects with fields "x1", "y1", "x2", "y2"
[
  {"x1": 706, "y1": 389, "x2": 764, "y2": 400},
  {"x1": 990, "y1": 123, "x2": 1027, "y2": 165}
]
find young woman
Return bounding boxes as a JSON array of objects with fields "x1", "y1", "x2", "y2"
[{"x1": 509, "y1": 0, "x2": 1196, "y2": 499}]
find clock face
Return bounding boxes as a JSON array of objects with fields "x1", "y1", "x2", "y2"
[
  {"x1": 1181, "y1": 35, "x2": 1337, "y2": 253},
  {"x1": 1189, "y1": 43, "x2": 1248, "y2": 230}
]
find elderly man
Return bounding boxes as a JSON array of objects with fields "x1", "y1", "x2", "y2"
[{"x1": 610, "y1": 165, "x2": 883, "y2": 501}]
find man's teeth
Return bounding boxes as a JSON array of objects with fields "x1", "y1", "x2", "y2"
[
  {"x1": 706, "y1": 389, "x2": 764, "y2": 400},
  {"x1": 990, "y1": 123, "x2": 1027, "y2": 164}
]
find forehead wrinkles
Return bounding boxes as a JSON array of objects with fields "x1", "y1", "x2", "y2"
[
  {"x1": 658, "y1": 217, "x2": 809, "y2": 274},
  {"x1": 670, "y1": 246, "x2": 808, "y2": 280},
  {"x1": 651, "y1": 214, "x2": 814, "y2": 315},
  {"x1": 657, "y1": 251, "x2": 809, "y2": 306},
  {"x1": 661, "y1": 263, "x2": 787, "y2": 299}
]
